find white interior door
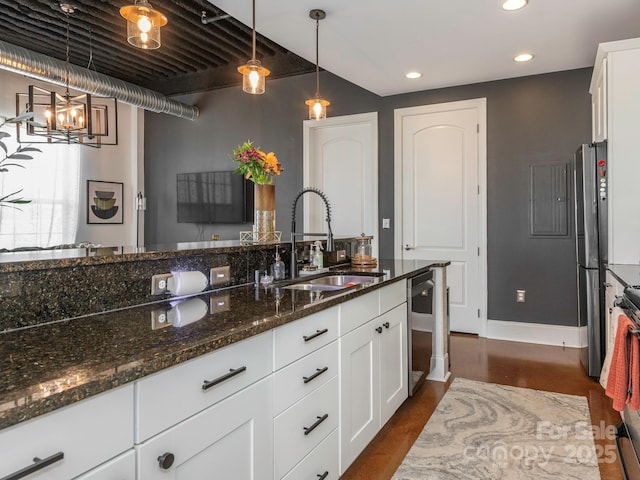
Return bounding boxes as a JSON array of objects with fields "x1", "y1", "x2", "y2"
[
  {"x1": 303, "y1": 113, "x2": 378, "y2": 258},
  {"x1": 394, "y1": 99, "x2": 487, "y2": 335}
]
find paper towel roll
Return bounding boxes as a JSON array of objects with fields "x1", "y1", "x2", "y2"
[
  {"x1": 167, "y1": 270, "x2": 208, "y2": 296},
  {"x1": 167, "y1": 298, "x2": 208, "y2": 327}
]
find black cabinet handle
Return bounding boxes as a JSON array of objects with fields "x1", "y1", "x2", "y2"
[
  {"x1": 303, "y1": 413, "x2": 329, "y2": 435},
  {"x1": 317, "y1": 472, "x2": 329, "y2": 480},
  {"x1": 383, "y1": 322, "x2": 390, "y2": 329},
  {"x1": 375, "y1": 326, "x2": 383, "y2": 334},
  {"x1": 157, "y1": 452, "x2": 175, "y2": 470},
  {"x1": 303, "y1": 366, "x2": 329, "y2": 384},
  {"x1": 303, "y1": 328, "x2": 328, "y2": 342},
  {"x1": 202, "y1": 366, "x2": 247, "y2": 390},
  {"x1": 1, "y1": 452, "x2": 64, "y2": 480}
]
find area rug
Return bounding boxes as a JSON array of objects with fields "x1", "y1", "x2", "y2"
[{"x1": 392, "y1": 378, "x2": 601, "y2": 479}]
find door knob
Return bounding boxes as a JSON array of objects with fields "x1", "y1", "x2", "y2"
[
  {"x1": 158, "y1": 452, "x2": 175, "y2": 470},
  {"x1": 404, "y1": 244, "x2": 412, "y2": 251}
]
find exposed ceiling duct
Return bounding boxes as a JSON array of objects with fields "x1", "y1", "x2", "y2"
[{"x1": 0, "y1": 40, "x2": 199, "y2": 121}]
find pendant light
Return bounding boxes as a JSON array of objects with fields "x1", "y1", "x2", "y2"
[
  {"x1": 238, "y1": 0, "x2": 270, "y2": 94},
  {"x1": 120, "y1": 0, "x2": 168, "y2": 50},
  {"x1": 16, "y1": 3, "x2": 118, "y2": 147},
  {"x1": 305, "y1": 9, "x2": 330, "y2": 120}
]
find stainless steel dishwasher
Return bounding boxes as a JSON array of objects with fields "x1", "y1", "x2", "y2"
[{"x1": 407, "y1": 270, "x2": 435, "y2": 396}]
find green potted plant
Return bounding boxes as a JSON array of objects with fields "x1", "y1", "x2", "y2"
[{"x1": 0, "y1": 112, "x2": 40, "y2": 208}]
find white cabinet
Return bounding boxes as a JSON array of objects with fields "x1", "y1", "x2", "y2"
[
  {"x1": 339, "y1": 316, "x2": 380, "y2": 470},
  {"x1": 339, "y1": 301, "x2": 408, "y2": 474},
  {"x1": 74, "y1": 450, "x2": 135, "y2": 480},
  {"x1": 273, "y1": 306, "x2": 340, "y2": 479},
  {"x1": 136, "y1": 376, "x2": 273, "y2": 480},
  {"x1": 0, "y1": 385, "x2": 134, "y2": 480},
  {"x1": 604, "y1": 271, "x2": 625, "y2": 357},
  {"x1": 591, "y1": 57, "x2": 607, "y2": 142},
  {"x1": 590, "y1": 38, "x2": 640, "y2": 264},
  {"x1": 274, "y1": 377, "x2": 339, "y2": 478},
  {"x1": 379, "y1": 303, "x2": 408, "y2": 425},
  {"x1": 135, "y1": 331, "x2": 274, "y2": 480},
  {"x1": 135, "y1": 331, "x2": 273, "y2": 442},
  {"x1": 281, "y1": 429, "x2": 339, "y2": 480}
]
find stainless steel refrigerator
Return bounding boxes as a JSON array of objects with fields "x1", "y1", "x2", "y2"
[{"x1": 574, "y1": 141, "x2": 608, "y2": 377}]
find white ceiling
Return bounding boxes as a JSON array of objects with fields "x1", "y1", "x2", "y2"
[{"x1": 210, "y1": 0, "x2": 640, "y2": 96}]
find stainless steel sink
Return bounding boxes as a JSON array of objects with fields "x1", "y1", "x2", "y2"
[{"x1": 283, "y1": 273, "x2": 381, "y2": 292}]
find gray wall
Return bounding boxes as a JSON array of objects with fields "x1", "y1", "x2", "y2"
[{"x1": 145, "y1": 68, "x2": 593, "y2": 326}]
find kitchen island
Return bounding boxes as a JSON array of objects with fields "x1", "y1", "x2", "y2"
[{"x1": 0, "y1": 258, "x2": 449, "y2": 480}]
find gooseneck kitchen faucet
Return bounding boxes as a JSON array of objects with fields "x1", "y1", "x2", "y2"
[{"x1": 290, "y1": 187, "x2": 334, "y2": 278}]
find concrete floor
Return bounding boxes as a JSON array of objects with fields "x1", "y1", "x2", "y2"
[{"x1": 341, "y1": 333, "x2": 627, "y2": 480}]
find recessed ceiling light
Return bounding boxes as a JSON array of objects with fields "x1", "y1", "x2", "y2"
[
  {"x1": 502, "y1": 0, "x2": 528, "y2": 11},
  {"x1": 406, "y1": 72, "x2": 422, "y2": 79},
  {"x1": 514, "y1": 53, "x2": 534, "y2": 62}
]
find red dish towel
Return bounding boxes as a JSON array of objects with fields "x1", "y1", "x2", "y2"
[{"x1": 605, "y1": 314, "x2": 640, "y2": 411}]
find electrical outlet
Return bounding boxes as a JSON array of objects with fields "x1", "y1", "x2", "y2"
[
  {"x1": 151, "y1": 309, "x2": 170, "y2": 330},
  {"x1": 382, "y1": 218, "x2": 391, "y2": 229},
  {"x1": 210, "y1": 266, "x2": 230, "y2": 286},
  {"x1": 151, "y1": 273, "x2": 172, "y2": 295},
  {"x1": 516, "y1": 289, "x2": 526, "y2": 303}
]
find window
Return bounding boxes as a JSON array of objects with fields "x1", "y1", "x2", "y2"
[{"x1": 0, "y1": 133, "x2": 80, "y2": 250}]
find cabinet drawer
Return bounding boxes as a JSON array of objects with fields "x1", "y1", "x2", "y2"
[
  {"x1": 137, "y1": 377, "x2": 273, "y2": 480},
  {"x1": 0, "y1": 384, "x2": 133, "y2": 480},
  {"x1": 340, "y1": 290, "x2": 378, "y2": 335},
  {"x1": 136, "y1": 331, "x2": 273, "y2": 442},
  {"x1": 274, "y1": 376, "x2": 339, "y2": 479},
  {"x1": 281, "y1": 429, "x2": 339, "y2": 480},
  {"x1": 273, "y1": 306, "x2": 338, "y2": 370},
  {"x1": 274, "y1": 341, "x2": 338, "y2": 415},
  {"x1": 379, "y1": 280, "x2": 407, "y2": 314},
  {"x1": 74, "y1": 449, "x2": 135, "y2": 480}
]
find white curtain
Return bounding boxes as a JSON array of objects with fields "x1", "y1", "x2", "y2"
[{"x1": 0, "y1": 137, "x2": 80, "y2": 250}]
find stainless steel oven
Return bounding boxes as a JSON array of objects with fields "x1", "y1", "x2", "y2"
[
  {"x1": 614, "y1": 288, "x2": 640, "y2": 479},
  {"x1": 407, "y1": 270, "x2": 435, "y2": 396}
]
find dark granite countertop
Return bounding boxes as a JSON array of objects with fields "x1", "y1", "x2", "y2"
[
  {"x1": 0, "y1": 259, "x2": 449, "y2": 430},
  {"x1": 608, "y1": 264, "x2": 640, "y2": 289}
]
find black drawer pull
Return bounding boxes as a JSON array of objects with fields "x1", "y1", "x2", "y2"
[
  {"x1": 303, "y1": 413, "x2": 329, "y2": 435},
  {"x1": 317, "y1": 472, "x2": 329, "y2": 480},
  {"x1": 202, "y1": 366, "x2": 247, "y2": 390},
  {"x1": 375, "y1": 326, "x2": 383, "y2": 334},
  {"x1": 303, "y1": 366, "x2": 329, "y2": 384},
  {"x1": 303, "y1": 328, "x2": 328, "y2": 342},
  {"x1": 157, "y1": 452, "x2": 175, "y2": 470},
  {"x1": 383, "y1": 322, "x2": 390, "y2": 329},
  {"x1": 1, "y1": 452, "x2": 64, "y2": 480}
]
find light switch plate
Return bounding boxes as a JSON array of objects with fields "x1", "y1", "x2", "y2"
[
  {"x1": 210, "y1": 265, "x2": 230, "y2": 286},
  {"x1": 210, "y1": 294, "x2": 230, "y2": 313},
  {"x1": 382, "y1": 218, "x2": 391, "y2": 229}
]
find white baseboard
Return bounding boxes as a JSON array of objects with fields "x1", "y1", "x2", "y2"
[{"x1": 485, "y1": 320, "x2": 587, "y2": 348}]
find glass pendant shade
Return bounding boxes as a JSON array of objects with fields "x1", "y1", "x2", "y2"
[
  {"x1": 120, "y1": 0, "x2": 167, "y2": 50},
  {"x1": 239, "y1": 0, "x2": 270, "y2": 94},
  {"x1": 306, "y1": 9, "x2": 329, "y2": 120},
  {"x1": 305, "y1": 97, "x2": 330, "y2": 120},
  {"x1": 238, "y1": 59, "x2": 270, "y2": 94}
]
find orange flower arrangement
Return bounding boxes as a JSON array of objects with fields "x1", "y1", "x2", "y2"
[{"x1": 232, "y1": 141, "x2": 283, "y2": 185}]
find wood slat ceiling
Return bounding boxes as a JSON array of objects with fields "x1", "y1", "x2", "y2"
[{"x1": 0, "y1": 0, "x2": 315, "y2": 95}]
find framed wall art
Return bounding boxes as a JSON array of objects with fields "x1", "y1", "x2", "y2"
[{"x1": 87, "y1": 180, "x2": 124, "y2": 224}]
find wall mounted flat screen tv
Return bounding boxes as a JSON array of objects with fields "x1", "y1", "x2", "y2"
[{"x1": 177, "y1": 171, "x2": 253, "y2": 224}]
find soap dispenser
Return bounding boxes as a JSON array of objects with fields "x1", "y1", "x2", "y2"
[
  {"x1": 314, "y1": 240, "x2": 324, "y2": 269},
  {"x1": 273, "y1": 246, "x2": 285, "y2": 280}
]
